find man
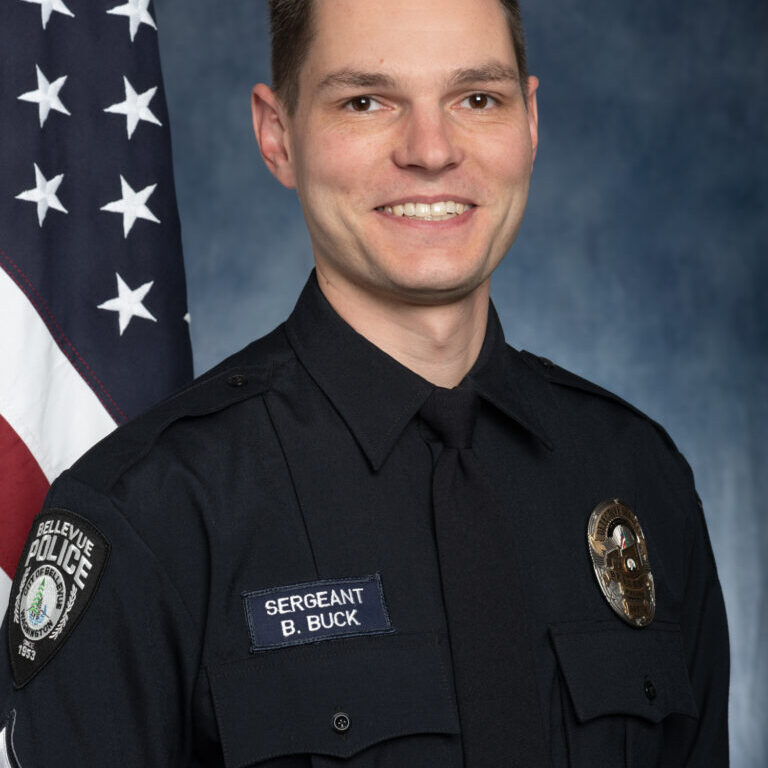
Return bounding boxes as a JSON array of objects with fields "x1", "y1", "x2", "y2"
[{"x1": 0, "y1": 0, "x2": 729, "y2": 765}]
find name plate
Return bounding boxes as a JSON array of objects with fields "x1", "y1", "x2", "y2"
[{"x1": 242, "y1": 574, "x2": 394, "y2": 651}]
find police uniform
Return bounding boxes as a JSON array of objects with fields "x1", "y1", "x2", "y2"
[{"x1": 0, "y1": 271, "x2": 729, "y2": 767}]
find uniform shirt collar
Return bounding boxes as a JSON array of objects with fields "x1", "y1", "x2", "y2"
[{"x1": 286, "y1": 271, "x2": 553, "y2": 471}]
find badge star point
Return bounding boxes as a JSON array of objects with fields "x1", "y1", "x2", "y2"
[
  {"x1": 21, "y1": 0, "x2": 75, "y2": 30},
  {"x1": 16, "y1": 163, "x2": 68, "y2": 227},
  {"x1": 101, "y1": 175, "x2": 160, "y2": 238},
  {"x1": 106, "y1": 0, "x2": 156, "y2": 42},
  {"x1": 98, "y1": 272, "x2": 157, "y2": 335},
  {"x1": 104, "y1": 76, "x2": 161, "y2": 139},
  {"x1": 18, "y1": 64, "x2": 71, "y2": 128}
]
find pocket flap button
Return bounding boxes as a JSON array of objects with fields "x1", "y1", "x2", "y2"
[{"x1": 332, "y1": 712, "x2": 351, "y2": 733}]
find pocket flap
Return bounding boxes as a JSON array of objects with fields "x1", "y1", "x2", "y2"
[
  {"x1": 208, "y1": 633, "x2": 459, "y2": 767},
  {"x1": 549, "y1": 621, "x2": 699, "y2": 724}
]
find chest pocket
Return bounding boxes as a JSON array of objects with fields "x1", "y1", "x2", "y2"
[
  {"x1": 207, "y1": 632, "x2": 461, "y2": 768},
  {"x1": 549, "y1": 621, "x2": 698, "y2": 768}
]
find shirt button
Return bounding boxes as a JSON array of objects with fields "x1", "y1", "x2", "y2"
[
  {"x1": 226, "y1": 374, "x2": 247, "y2": 388},
  {"x1": 644, "y1": 679, "x2": 657, "y2": 701},
  {"x1": 332, "y1": 712, "x2": 351, "y2": 733}
]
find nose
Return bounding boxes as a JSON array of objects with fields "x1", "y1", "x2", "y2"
[{"x1": 391, "y1": 103, "x2": 464, "y2": 173}]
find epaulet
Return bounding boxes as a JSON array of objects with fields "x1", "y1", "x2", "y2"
[
  {"x1": 519, "y1": 350, "x2": 680, "y2": 454},
  {"x1": 70, "y1": 361, "x2": 273, "y2": 493}
]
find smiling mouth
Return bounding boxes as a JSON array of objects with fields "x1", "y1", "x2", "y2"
[{"x1": 375, "y1": 200, "x2": 476, "y2": 222}]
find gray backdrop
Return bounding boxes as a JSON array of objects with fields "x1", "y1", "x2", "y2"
[{"x1": 154, "y1": 1, "x2": 767, "y2": 764}]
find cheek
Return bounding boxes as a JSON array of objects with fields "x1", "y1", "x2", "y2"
[
  {"x1": 294, "y1": 140, "x2": 374, "y2": 243},
  {"x1": 471, "y1": 121, "x2": 533, "y2": 181},
  {"x1": 298, "y1": 127, "x2": 379, "y2": 202}
]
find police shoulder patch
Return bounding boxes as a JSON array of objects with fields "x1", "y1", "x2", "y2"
[
  {"x1": 8, "y1": 509, "x2": 110, "y2": 688},
  {"x1": 0, "y1": 711, "x2": 21, "y2": 768}
]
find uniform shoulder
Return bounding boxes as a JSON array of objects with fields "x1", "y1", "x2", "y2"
[
  {"x1": 517, "y1": 349, "x2": 682, "y2": 457},
  {"x1": 69, "y1": 324, "x2": 293, "y2": 493}
]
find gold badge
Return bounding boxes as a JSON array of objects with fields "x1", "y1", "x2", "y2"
[{"x1": 587, "y1": 499, "x2": 655, "y2": 627}]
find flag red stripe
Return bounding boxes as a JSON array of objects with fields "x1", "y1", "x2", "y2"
[{"x1": 0, "y1": 415, "x2": 49, "y2": 578}]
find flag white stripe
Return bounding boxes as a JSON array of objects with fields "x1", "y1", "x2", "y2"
[
  {"x1": 0, "y1": 725, "x2": 11, "y2": 768},
  {"x1": 0, "y1": 267, "x2": 115, "y2": 483},
  {"x1": 0, "y1": 571, "x2": 11, "y2": 621}
]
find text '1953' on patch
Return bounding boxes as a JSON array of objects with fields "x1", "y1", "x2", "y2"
[
  {"x1": 242, "y1": 574, "x2": 394, "y2": 651},
  {"x1": 8, "y1": 509, "x2": 110, "y2": 688}
]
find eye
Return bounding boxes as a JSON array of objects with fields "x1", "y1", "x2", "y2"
[
  {"x1": 460, "y1": 93, "x2": 498, "y2": 110},
  {"x1": 344, "y1": 96, "x2": 384, "y2": 112}
]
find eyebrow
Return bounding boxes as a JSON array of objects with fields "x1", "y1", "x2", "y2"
[
  {"x1": 317, "y1": 70, "x2": 397, "y2": 92},
  {"x1": 316, "y1": 62, "x2": 519, "y2": 93},
  {"x1": 447, "y1": 63, "x2": 520, "y2": 87}
]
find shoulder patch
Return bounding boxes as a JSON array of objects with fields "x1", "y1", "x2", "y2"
[
  {"x1": 0, "y1": 711, "x2": 21, "y2": 768},
  {"x1": 8, "y1": 510, "x2": 110, "y2": 688}
]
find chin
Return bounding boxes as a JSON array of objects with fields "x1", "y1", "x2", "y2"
[
  {"x1": 375, "y1": 269, "x2": 489, "y2": 306},
  {"x1": 375, "y1": 253, "x2": 492, "y2": 301}
]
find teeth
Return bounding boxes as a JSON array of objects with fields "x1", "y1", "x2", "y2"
[{"x1": 380, "y1": 200, "x2": 473, "y2": 220}]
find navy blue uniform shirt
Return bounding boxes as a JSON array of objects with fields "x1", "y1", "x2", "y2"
[{"x1": 0, "y1": 272, "x2": 729, "y2": 766}]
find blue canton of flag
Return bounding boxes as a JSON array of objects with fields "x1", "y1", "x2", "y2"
[{"x1": 0, "y1": 0, "x2": 193, "y2": 612}]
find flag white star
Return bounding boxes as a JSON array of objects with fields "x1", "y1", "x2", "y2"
[
  {"x1": 18, "y1": 65, "x2": 71, "y2": 128},
  {"x1": 106, "y1": 0, "x2": 156, "y2": 42},
  {"x1": 15, "y1": 163, "x2": 68, "y2": 227},
  {"x1": 98, "y1": 273, "x2": 157, "y2": 335},
  {"x1": 100, "y1": 176, "x2": 160, "y2": 238},
  {"x1": 183, "y1": 312, "x2": 191, "y2": 325},
  {"x1": 20, "y1": 0, "x2": 74, "y2": 30},
  {"x1": 104, "y1": 76, "x2": 161, "y2": 139}
]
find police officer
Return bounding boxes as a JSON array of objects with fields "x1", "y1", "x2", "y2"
[{"x1": 0, "y1": 0, "x2": 729, "y2": 765}]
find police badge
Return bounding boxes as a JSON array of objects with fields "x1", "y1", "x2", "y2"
[{"x1": 587, "y1": 499, "x2": 655, "y2": 627}]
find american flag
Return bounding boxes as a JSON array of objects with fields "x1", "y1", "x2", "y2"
[{"x1": 0, "y1": 0, "x2": 193, "y2": 613}]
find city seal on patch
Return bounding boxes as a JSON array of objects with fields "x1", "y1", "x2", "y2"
[
  {"x1": 8, "y1": 509, "x2": 110, "y2": 688},
  {"x1": 587, "y1": 498, "x2": 655, "y2": 627},
  {"x1": 17, "y1": 565, "x2": 66, "y2": 642}
]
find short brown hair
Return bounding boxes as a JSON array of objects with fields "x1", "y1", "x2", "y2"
[{"x1": 268, "y1": 0, "x2": 529, "y2": 114}]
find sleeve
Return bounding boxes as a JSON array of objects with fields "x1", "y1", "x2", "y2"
[
  {"x1": 0, "y1": 473, "x2": 202, "y2": 766},
  {"x1": 661, "y1": 490, "x2": 730, "y2": 766}
]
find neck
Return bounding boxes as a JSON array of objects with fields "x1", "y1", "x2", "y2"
[{"x1": 316, "y1": 267, "x2": 490, "y2": 388}]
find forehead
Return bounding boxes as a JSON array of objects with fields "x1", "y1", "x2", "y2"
[{"x1": 303, "y1": 0, "x2": 517, "y2": 84}]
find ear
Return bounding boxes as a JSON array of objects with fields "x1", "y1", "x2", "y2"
[
  {"x1": 251, "y1": 83, "x2": 297, "y2": 189},
  {"x1": 525, "y1": 76, "x2": 540, "y2": 167}
]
